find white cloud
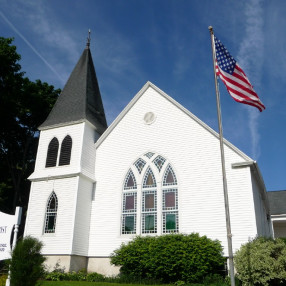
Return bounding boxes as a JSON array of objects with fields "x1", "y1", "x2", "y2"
[
  {"x1": 0, "y1": 10, "x2": 66, "y2": 84},
  {"x1": 237, "y1": 0, "x2": 264, "y2": 159}
]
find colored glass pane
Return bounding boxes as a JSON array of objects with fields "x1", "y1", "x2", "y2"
[
  {"x1": 165, "y1": 192, "x2": 175, "y2": 208},
  {"x1": 125, "y1": 195, "x2": 134, "y2": 210},
  {"x1": 166, "y1": 214, "x2": 176, "y2": 230},
  {"x1": 145, "y1": 193, "x2": 154, "y2": 209},
  {"x1": 125, "y1": 216, "x2": 135, "y2": 232},
  {"x1": 145, "y1": 215, "x2": 155, "y2": 231},
  {"x1": 127, "y1": 176, "x2": 134, "y2": 187},
  {"x1": 166, "y1": 170, "x2": 175, "y2": 184}
]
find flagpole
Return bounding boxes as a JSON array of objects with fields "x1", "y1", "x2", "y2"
[{"x1": 208, "y1": 26, "x2": 235, "y2": 286}]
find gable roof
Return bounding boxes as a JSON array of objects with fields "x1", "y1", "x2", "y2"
[
  {"x1": 268, "y1": 190, "x2": 286, "y2": 215},
  {"x1": 39, "y1": 45, "x2": 107, "y2": 134},
  {"x1": 96, "y1": 81, "x2": 251, "y2": 162}
]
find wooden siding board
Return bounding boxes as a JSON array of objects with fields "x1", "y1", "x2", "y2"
[
  {"x1": 71, "y1": 177, "x2": 92, "y2": 255},
  {"x1": 25, "y1": 177, "x2": 79, "y2": 254},
  {"x1": 30, "y1": 123, "x2": 85, "y2": 180}
]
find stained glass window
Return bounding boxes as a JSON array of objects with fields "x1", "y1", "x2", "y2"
[
  {"x1": 123, "y1": 192, "x2": 137, "y2": 212},
  {"x1": 153, "y1": 155, "x2": 166, "y2": 172},
  {"x1": 122, "y1": 155, "x2": 178, "y2": 235},
  {"x1": 134, "y1": 158, "x2": 146, "y2": 174},
  {"x1": 124, "y1": 169, "x2": 137, "y2": 189},
  {"x1": 143, "y1": 167, "x2": 156, "y2": 188},
  {"x1": 142, "y1": 214, "x2": 157, "y2": 233},
  {"x1": 122, "y1": 214, "x2": 136, "y2": 234},
  {"x1": 44, "y1": 192, "x2": 58, "y2": 233},
  {"x1": 142, "y1": 188, "x2": 157, "y2": 233},
  {"x1": 163, "y1": 189, "x2": 178, "y2": 210},
  {"x1": 163, "y1": 213, "x2": 178, "y2": 232},
  {"x1": 122, "y1": 168, "x2": 137, "y2": 234},
  {"x1": 163, "y1": 164, "x2": 177, "y2": 186},
  {"x1": 142, "y1": 191, "x2": 156, "y2": 212}
]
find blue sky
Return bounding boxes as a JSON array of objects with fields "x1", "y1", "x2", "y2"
[{"x1": 0, "y1": 0, "x2": 285, "y2": 191}]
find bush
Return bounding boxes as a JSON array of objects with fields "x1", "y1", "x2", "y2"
[
  {"x1": 234, "y1": 237, "x2": 286, "y2": 286},
  {"x1": 0, "y1": 274, "x2": 8, "y2": 286},
  {"x1": 110, "y1": 233, "x2": 225, "y2": 283},
  {"x1": 9, "y1": 236, "x2": 46, "y2": 286},
  {"x1": 86, "y1": 272, "x2": 105, "y2": 282}
]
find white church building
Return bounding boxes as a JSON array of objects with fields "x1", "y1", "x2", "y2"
[{"x1": 24, "y1": 41, "x2": 273, "y2": 275}]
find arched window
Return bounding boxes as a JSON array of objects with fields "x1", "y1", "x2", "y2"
[
  {"x1": 162, "y1": 164, "x2": 178, "y2": 233},
  {"x1": 45, "y1": 137, "x2": 59, "y2": 167},
  {"x1": 124, "y1": 169, "x2": 137, "y2": 189},
  {"x1": 121, "y1": 153, "x2": 179, "y2": 235},
  {"x1": 44, "y1": 192, "x2": 58, "y2": 233},
  {"x1": 143, "y1": 167, "x2": 157, "y2": 188},
  {"x1": 142, "y1": 167, "x2": 157, "y2": 233},
  {"x1": 59, "y1": 135, "x2": 72, "y2": 166},
  {"x1": 163, "y1": 164, "x2": 177, "y2": 186},
  {"x1": 122, "y1": 169, "x2": 137, "y2": 234}
]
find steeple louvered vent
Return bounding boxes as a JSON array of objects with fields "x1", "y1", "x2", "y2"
[
  {"x1": 59, "y1": 135, "x2": 72, "y2": 166},
  {"x1": 45, "y1": 138, "x2": 59, "y2": 167}
]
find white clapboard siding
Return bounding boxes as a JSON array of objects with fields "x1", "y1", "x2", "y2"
[
  {"x1": 80, "y1": 123, "x2": 100, "y2": 180},
  {"x1": 30, "y1": 123, "x2": 85, "y2": 180},
  {"x1": 88, "y1": 85, "x2": 259, "y2": 257},
  {"x1": 71, "y1": 176, "x2": 93, "y2": 256},
  {"x1": 251, "y1": 172, "x2": 272, "y2": 237},
  {"x1": 26, "y1": 121, "x2": 100, "y2": 256},
  {"x1": 25, "y1": 177, "x2": 79, "y2": 254}
]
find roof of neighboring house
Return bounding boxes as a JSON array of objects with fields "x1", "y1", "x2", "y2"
[
  {"x1": 268, "y1": 190, "x2": 286, "y2": 215},
  {"x1": 39, "y1": 42, "x2": 107, "y2": 134}
]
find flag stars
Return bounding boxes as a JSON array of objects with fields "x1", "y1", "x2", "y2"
[{"x1": 214, "y1": 36, "x2": 236, "y2": 74}]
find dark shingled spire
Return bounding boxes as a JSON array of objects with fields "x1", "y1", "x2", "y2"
[{"x1": 39, "y1": 39, "x2": 107, "y2": 134}]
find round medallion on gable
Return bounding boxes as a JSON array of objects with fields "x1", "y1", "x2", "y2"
[{"x1": 143, "y1": 112, "x2": 156, "y2": 125}]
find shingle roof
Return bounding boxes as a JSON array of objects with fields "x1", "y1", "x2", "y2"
[
  {"x1": 39, "y1": 45, "x2": 107, "y2": 134},
  {"x1": 268, "y1": 190, "x2": 286, "y2": 215}
]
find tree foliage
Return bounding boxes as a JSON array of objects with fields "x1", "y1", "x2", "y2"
[
  {"x1": 9, "y1": 236, "x2": 46, "y2": 286},
  {"x1": 0, "y1": 37, "x2": 60, "y2": 214},
  {"x1": 111, "y1": 233, "x2": 225, "y2": 283},
  {"x1": 234, "y1": 237, "x2": 286, "y2": 286}
]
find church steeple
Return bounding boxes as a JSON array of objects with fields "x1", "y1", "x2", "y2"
[{"x1": 39, "y1": 35, "x2": 107, "y2": 134}]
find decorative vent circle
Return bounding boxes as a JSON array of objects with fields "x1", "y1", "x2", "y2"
[{"x1": 143, "y1": 112, "x2": 156, "y2": 124}]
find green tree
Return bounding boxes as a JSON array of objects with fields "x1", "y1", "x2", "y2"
[
  {"x1": 234, "y1": 237, "x2": 286, "y2": 286},
  {"x1": 9, "y1": 236, "x2": 46, "y2": 286},
  {"x1": 0, "y1": 37, "x2": 60, "y2": 214}
]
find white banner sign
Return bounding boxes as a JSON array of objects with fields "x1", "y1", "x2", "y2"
[{"x1": 0, "y1": 211, "x2": 17, "y2": 260}]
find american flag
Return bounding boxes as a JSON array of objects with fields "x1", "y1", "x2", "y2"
[{"x1": 214, "y1": 35, "x2": 265, "y2": 112}]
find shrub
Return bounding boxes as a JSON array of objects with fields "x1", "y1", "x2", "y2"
[
  {"x1": 111, "y1": 233, "x2": 225, "y2": 283},
  {"x1": 0, "y1": 274, "x2": 8, "y2": 286},
  {"x1": 86, "y1": 272, "x2": 105, "y2": 282},
  {"x1": 234, "y1": 237, "x2": 286, "y2": 286},
  {"x1": 9, "y1": 236, "x2": 46, "y2": 286}
]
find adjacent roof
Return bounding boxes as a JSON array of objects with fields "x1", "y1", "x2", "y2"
[
  {"x1": 268, "y1": 190, "x2": 286, "y2": 215},
  {"x1": 39, "y1": 44, "x2": 107, "y2": 134}
]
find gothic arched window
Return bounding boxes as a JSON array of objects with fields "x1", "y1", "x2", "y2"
[
  {"x1": 121, "y1": 153, "x2": 179, "y2": 235},
  {"x1": 44, "y1": 192, "x2": 58, "y2": 233},
  {"x1": 45, "y1": 137, "x2": 59, "y2": 168},
  {"x1": 59, "y1": 135, "x2": 72, "y2": 166},
  {"x1": 142, "y1": 167, "x2": 157, "y2": 233},
  {"x1": 162, "y1": 164, "x2": 178, "y2": 233},
  {"x1": 122, "y1": 169, "x2": 137, "y2": 234}
]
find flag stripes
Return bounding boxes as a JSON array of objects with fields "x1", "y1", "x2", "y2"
[{"x1": 214, "y1": 35, "x2": 265, "y2": 112}]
